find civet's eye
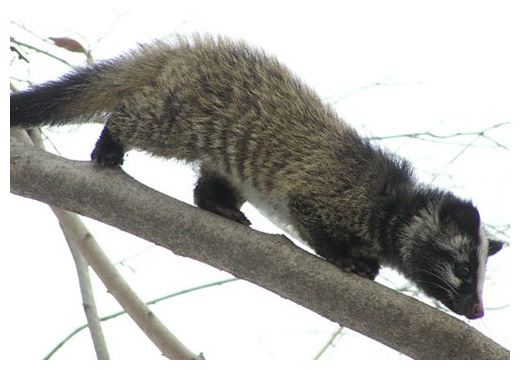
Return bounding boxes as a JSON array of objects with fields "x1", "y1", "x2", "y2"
[{"x1": 456, "y1": 264, "x2": 470, "y2": 280}]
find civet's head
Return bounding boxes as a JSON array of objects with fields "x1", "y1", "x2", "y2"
[{"x1": 400, "y1": 195, "x2": 503, "y2": 319}]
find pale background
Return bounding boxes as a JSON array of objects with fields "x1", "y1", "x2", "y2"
[{"x1": 6, "y1": 0, "x2": 512, "y2": 361}]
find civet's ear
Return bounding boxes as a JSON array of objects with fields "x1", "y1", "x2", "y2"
[
  {"x1": 438, "y1": 198, "x2": 480, "y2": 236},
  {"x1": 488, "y1": 239, "x2": 504, "y2": 256}
]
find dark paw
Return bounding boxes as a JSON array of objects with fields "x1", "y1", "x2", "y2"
[
  {"x1": 91, "y1": 126, "x2": 125, "y2": 167},
  {"x1": 329, "y1": 257, "x2": 380, "y2": 280},
  {"x1": 213, "y1": 206, "x2": 251, "y2": 226},
  {"x1": 91, "y1": 150, "x2": 124, "y2": 167}
]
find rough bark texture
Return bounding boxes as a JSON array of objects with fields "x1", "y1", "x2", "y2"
[{"x1": 10, "y1": 136, "x2": 509, "y2": 360}]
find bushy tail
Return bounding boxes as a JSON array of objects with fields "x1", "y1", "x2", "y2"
[
  {"x1": 11, "y1": 61, "x2": 124, "y2": 128},
  {"x1": 10, "y1": 42, "x2": 173, "y2": 128}
]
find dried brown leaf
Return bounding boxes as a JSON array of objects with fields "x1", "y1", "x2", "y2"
[{"x1": 49, "y1": 37, "x2": 87, "y2": 54}]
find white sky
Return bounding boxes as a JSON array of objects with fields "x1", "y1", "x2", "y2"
[{"x1": 6, "y1": 0, "x2": 513, "y2": 361}]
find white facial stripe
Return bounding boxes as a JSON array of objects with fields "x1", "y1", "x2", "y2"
[
  {"x1": 442, "y1": 264, "x2": 460, "y2": 292},
  {"x1": 399, "y1": 205, "x2": 438, "y2": 263},
  {"x1": 476, "y1": 228, "x2": 489, "y2": 302},
  {"x1": 399, "y1": 201, "x2": 489, "y2": 308}
]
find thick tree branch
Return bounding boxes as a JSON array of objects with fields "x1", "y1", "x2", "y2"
[{"x1": 10, "y1": 136, "x2": 509, "y2": 360}]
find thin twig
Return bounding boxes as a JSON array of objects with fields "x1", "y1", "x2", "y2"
[
  {"x1": 55, "y1": 208, "x2": 203, "y2": 360},
  {"x1": 430, "y1": 133, "x2": 483, "y2": 183},
  {"x1": 15, "y1": 130, "x2": 202, "y2": 360},
  {"x1": 370, "y1": 121, "x2": 509, "y2": 150},
  {"x1": 56, "y1": 211, "x2": 111, "y2": 359},
  {"x1": 313, "y1": 326, "x2": 344, "y2": 359},
  {"x1": 33, "y1": 132, "x2": 109, "y2": 358},
  {"x1": 45, "y1": 278, "x2": 238, "y2": 359},
  {"x1": 10, "y1": 36, "x2": 76, "y2": 67},
  {"x1": 26, "y1": 129, "x2": 110, "y2": 359}
]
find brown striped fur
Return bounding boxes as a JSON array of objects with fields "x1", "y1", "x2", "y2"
[{"x1": 10, "y1": 35, "x2": 503, "y2": 319}]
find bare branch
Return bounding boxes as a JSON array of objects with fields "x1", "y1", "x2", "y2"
[
  {"x1": 54, "y1": 209, "x2": 110, "y2": 360},
  {"x1": 53, "y1": 207, "x2": 202, "y2": 360},
  {"x1": 10, "y1": 36, "x2": 76, "y2": 68},
  {"x1": 24, "y1": 128, "x2": 109, "y2": 359},
  {"x1": 313, "y1": 325, "x2": 343, "y2": 359},
  {"x1": 10, "y1": 135, "x2": 509, "y2": 360},
  {"x1": 14, "y1": 130, "x2": 201, "y2": 360},
  {"x1": 46, "y1": 278, "x2": 237, "y2": 358},
  {"x1": 370, "y1": 121, "x2": 509, "y2": 150}
]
